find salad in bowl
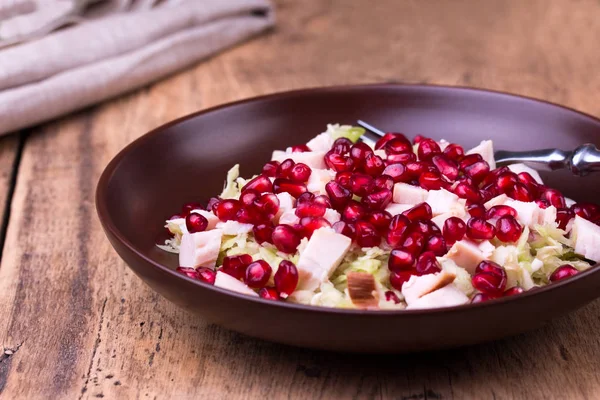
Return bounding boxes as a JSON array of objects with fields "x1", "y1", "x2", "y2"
[{"x1": 158, "y1": 124, "x2": 600, "y2": 310}]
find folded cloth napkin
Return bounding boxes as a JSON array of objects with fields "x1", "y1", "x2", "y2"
[{"x1": 0, "y1": 0, "x2": 274, "y2": 135}]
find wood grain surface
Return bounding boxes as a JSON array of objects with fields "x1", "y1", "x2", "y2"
[{"x1": 2, "y1": 0, "x2": 600, "y2": 398}]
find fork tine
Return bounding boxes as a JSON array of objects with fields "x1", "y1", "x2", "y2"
[{"x1": 357, "y1": 120, "x2": 386, "y2": 137}]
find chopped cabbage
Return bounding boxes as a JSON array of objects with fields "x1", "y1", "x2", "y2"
[
  {"x1": 438, "y1": 257, "x2": 474, "y2": 296},
  {"x1": 327, "y1": 124, "x2": 365, "y2": 143},
  {"x1": 220, "y1": 164, "x2": 241, "y2": 199}
]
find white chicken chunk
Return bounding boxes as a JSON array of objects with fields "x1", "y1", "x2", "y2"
[
  {"x1": 393, "y1": 183, "x2": 429, "y2": 204},
  {"x1": 275, "y1": 192, "x2": 295, "y2": 223},
  {"x1": 374, "y1": 149, "x2": 387, "y2": 159},
  {"x1": 503, "y1": 199, "x2": 557, "y2": 228},
  {"x1": 507, "y1": 163, "x2": 543, "y2": 184},
  {"x1": 401, "y1": 271, "x2": 456, "y2": 304},
  {"x1": 296, "y1": 228, "x2": 352, "y2": 290},
  {"x1": 214, "y1": 271, "x2": 258, "y2": 297},
  {"x1": 279, "y1": 209, "x2": 300, "y2": 226},
  {"x1": 571, "y1": 215, "x2": 600, "y2": 262},
  {"x1": 426, "y1": 189, "x2": 466, "y2": 217},
  {"x1": 484, "y1": 194, "x2": 509, "y2": 209},
  {"x1": 271, "y1": 150, "x2": 327, "y2": 169},
  {"x1": 323, "y1": 208, "x2": 341, "y2": 224},
  {"x1": 215, "y1": 221, "x2": 254, "y2": 235},
  {"x1": 406, "y1": 284, "x2": 469, "y2": 310},
  {"x1": 306, "y1": 168, "x2": 334, "y2": 195},
  {"x1": 466, "y1": 140, "x2": 496, "y2": 169},
  {"x1": 179, "y1": 229, "x2": 223, "y2": 269},
  {"x1": 306, "y1": 132, "x2": 334, "y2": 152},
  {"x1": 445, "y1": 239, "x2": 492, "y2": 274}
]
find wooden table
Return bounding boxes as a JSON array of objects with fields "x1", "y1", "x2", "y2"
[{"x1": 1, "y1": 1, "x2": 600, "y2": 398}]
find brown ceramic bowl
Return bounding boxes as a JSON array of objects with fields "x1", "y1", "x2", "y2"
[{"x1": 97, "y1": 84, "x2": 600, "y2": 353}]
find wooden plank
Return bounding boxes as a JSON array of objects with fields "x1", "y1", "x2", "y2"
[
  {"x1": 0, "y1": 134, "x2": 19, "y2": 236},
  {"x1": 1, "y1": 0, "x2": 600, "y2": 398}
]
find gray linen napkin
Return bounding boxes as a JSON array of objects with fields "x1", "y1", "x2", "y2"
[{"x1": 0, "y1": 0, "x2": 274, "y2": 135}]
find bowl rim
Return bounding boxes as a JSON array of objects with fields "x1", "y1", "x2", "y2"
[{"x1": 96, "y1": 83, "x2": 600, "y2": 316}]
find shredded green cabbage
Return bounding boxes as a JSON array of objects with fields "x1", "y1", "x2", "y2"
[
  {"x1": 327, "y1": 124, "x2": 365, "y2": 143},
  {"x1": 220, "y1": 164, "x2": 241, "y2": 199}
]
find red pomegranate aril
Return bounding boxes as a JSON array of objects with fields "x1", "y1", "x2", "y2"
[
  {"x1": 387, "y1": 152, "x2": 416, "y2": 164},
  {"x1": 385, "y1": 137, "x2": 412, "y2": 155},
  {"x1": 386, "y1": 214, "x2": 411, "y2": 247},
  {"x1": 332, "y1": 137, "x2": 353, "y2": 154},
  {"x1": 273, "y1": 178, "x2": 307, "y2": 198},
  {"x1": 504, "y1": 286, "x2": 524, "y2": 297},
  {"x1": 426, "y1": 220, "x2": 442, "y2": 235},
  {"x1": 354, "y1": 221, "x2": 381, "y2": 248},
  {"x1": 342, "y1": 200, "x2": 368, "y2": 222},
  {"x1": 254, "y1": 193, "x2": 280, "y2": 218},
  {"x1": 517, "y1": 171, "x2": 539, "y2": 187},
  {"x1": 413, "y1": 135, "x2": 426, "y2": 144},
  {"x1": 405, "y1": 161, "x2": 426, "y2": 179},
  {"x1": 474, "y1": 260, "x2": 507, "y2": 282},
  {"x1": 181, "y1": 202, "x2": 204, "y2": 217},
  {"x1": 415, "y1": 251, "x2": 442, "y2": 275},
  {"x1": 296, "y1": 201, "x2": 326, "y2": 218},
  {"x1": 245, "y1": 260, "x2": 272, "y2": 288},
  {"x1": 222, "y1": 254, "x2": 253, "y2": 280},
  {"x1": 555, "y1": 208, "x2": 574, "y2": 230},
  {"x1": 419, "y1": 171, "x2": 446, "y2": 190},
  {"x1": 389, "y1": 270, "x2": 415, "y2": 290},
  {"x1": 432, "y1": 154, "x2": 459, "y2": 181},
  {"x1": 185, "y1": 212, "x2": 208, "y2": 233},
  {"x1": 325, "y1": 151, "x2": 355, "y2": 172},
  {"x1": 299, "y1": 216, "x2": 332, "y2": 238},
  {"x1": 458, "y1": 153, "x2": 483, "y2": 170},
  {"x1": 195, "y1": 267, "x2": 216, "y2": 285},
  {"x1": 463, "y1": 160, "x2": 490, "y2": 184},
  {"x1": 402, "y1": 202, "x2": 433, "y2": 222},
  {"x1": 332, "y1": 220, "x2": 356, "y2": 240},
  {"x1": 467, "y1": 203, "x2": 486, "y2": 218},
  {"x1": 417, "y1": 138, "x2": 441, "y2": 162},
  {"x1": 443, "y1": 143, "x2": 465, "y2": 161},
  {"x1": 495, "y1": 215, "x2": 523, "y2": 242},
  {"x1": 240, "y1": 189, "x2": 261, "y2": 206},
  {"x1": 325, "y1": 181, "x2": 352, "y2": 210},
  {"x1": 216, "y1": 199, "x2": 242, "y2": 221},
  {"x1": 349, "y1": 173, "x2": 374, "y2": 197},
  {"x1": 384, "y1": 291, "x2": 401, "y2": 304},
  {"x1": 258, "y1": 287, "x2": 280, "y2": 300},
  {"x1": 313, "y1": 195, "x2": 332, "y2": 209},
  {"x1": 296, "y1": 192, "x2": 314, "y2": 205},
  {"x1": 276, "y1": 159, "x2": 295, "y2": 178},
  {"x1": 291, "y1": 144, "x2": 310, "y2": 153},
  {"x1": 274, "y1": 260, "x2": 299, "y2": 296},
  {"x1": 262, "y1": 160, "x2": 280, "y2": 177},
  {"x1": 350, "y1": 142, "x2": 374, "y2": 163},
  {"x1": 242, "y1": 174, "x2": 273, "y2": 193},
  {"x1": 425, "y1": 234, "x2": 447, "y2": 256},
  {"x1": 388, "y1": 248, "x2": 415, "y2": 272},
  {"x1": 496, "y1": 171, "x2": 518, "y2": 192},
  {"x1": 289, "y1": 163, "x2": 312, "y2": 182},
  {"x1": 373, "y1": 175, "x2": 395, "y2": 191},
  {"x1": 549, "y1": 264, "x2": 578, "y2": 282},
  {"x1": 486, "y1": 205, "x2": 517, "y2": 219},
  {"x1": 363, "y1": 153, "x2": 386, "y2": 176},
  {"x1": 362, "y1": 189, "x2": 393, "y2": 211},
  {"x1": 253, "y1": 223, "x2": 274, "y2": 244},
  {"x1": 471, "y1": 293, "x2": 493, "y2": 303},
  {"x1": 509, "y1": 183, "x2": 534, "y2": 202},
  {"x1": 271, "y1": 224, "x2": 302, "y2": 253},
  {"x1": 400, "y1": 230, "x2": 425, "y2": 256},
  {"x1": 176, "y1": 267, "x2": 199, "y2": 280},
  {"x1": 382, "y1": 163, "x2": 410, "y2": 183},
  {"x1": 466, "y1": 217, "x2": 496, "y2": 240},
  {"x1": 541, "y1": 188, "x2": 566, "y2": 209},
  {"x1": 472, "y1": 272, "x2": 506, "y2": 296},
  {"x1": 367, "y1": 211, "x2": 393, "y2": 233},
  {"x1": 235, "y1": 207, "x2": 264, "y2": 224},
  {"x1": 335, "y1": 171, "x2": 353, "y2": 189},
  {"x1": 443, "y1": 217, "x2": 467, "y2": 243},
  {"x1": 480, "y1": 166, "x2": 509, "y2": 188},
  {"x1": 535, "y1": 199, "x2": 550, "y2": 209},
  {"x1": 376, "y1": 132, "x2": 410, "y2": 150},
  {"x1": 206, "y1": 197, "x2": 221, "y2": 213},
  {"x1": 454, "y1": 181, "x2": 482, "y2": 203},
  {"x1": 480, "y1": 186, "x2": 499, "y2": 203},
  {"x1": 571, "y1": 202, "x2": 600, "y2": 219}
]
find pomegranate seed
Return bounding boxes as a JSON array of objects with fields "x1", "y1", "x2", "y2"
[
  {"x1": 517, "y1": 171, "x2": 539, "y2": 187},
  {"x1": 425, "y1": 234, "x2": 447, "y2": 256},
  {"x1": 387, "y1": 152, "x2": 416, "y2": 164},
  {"x1": 426, "y1": 220, "x2": 442, "y2": 235},
  {"x1": 504, "y1": 286, "x2": 524, "y2": 296},
  {"x1": 384, "y1": 291, "x2": 401, "y2": 304},
  {"x1": 382, "y1": 163, "x2": 410, "y2": 183},
  {"x1": 235, "y1": 207, "x2": 264, "y2": 224},
  {"x1": 486, "y1": 205, "x2": 517, "y2": 220},
  {"x1": 362, "y1": 189, "x2": 393, "y2": 210},
  {"x1": 349, "y1": 173, "x2": 374, "y2": 196},
  {"x1": 573, "y1": 203, "x2": 600, "y2": 218},
  {"x1": 245, "y1": 260, "x2": 272, "y2": 288},
  {"x1": 325, "y1": 150, "x2": 355, "y2": 172},
  {"x1": 496, "y1": 171, "x2": 518, "y2": 193},
  {"x1": 443, "y1": 217, "x2": 467, "y2": 243},
  {"x1": 402, "y1": 202, "x2": 433, "y2": 222},
  {"x1": 467, "y1": 203, "x2": 486, "y2": 218},
  {"x1": 335, "y1": 171, "x2": 353, "y2": 189},
  {"x1": 366, "y1": 211, "x2": 393, "y2": 233},
  {"x1": 185, "y1": 212, "x2": 208, "y2": 233},
  {"x1": 389, "y1": 270, "x2": 415, "y2": 290},
  {"x1": 443, "y1": 143, "x2": 464, "y2": 161},
  {"x1": 342, "y1": 200, "x2": 368, "y2": 222},
  {"x1": 254, "y1": 193, "x2": 280, "y2": 218},
  {"x1": 473, "y1": 261, "x2": 507, "y2": 296},
  {"x1": 289, "y1": 163, "x2": 312, "y2": 182},
  {"x1": 466, "y1": 217, "x2": 496, "y2": 240},
  {"x1": 386, "y1": 214, "x2": 411, "y2": 247},
  {"x1": 415, "y1": 251, "x2": 442, "y2": 275},
  {"x1": 332, "y1": 220, "x2": 356, "y2": 239},
  {"x1": 388, "y1": 248, "x2": 415, "y2": 271},
  {"x1": 216, "y1": 199, "x2": 242, "y2": 221},
  {"x1": 480, "y1": 166, "x2": 508, "y2": 188},
  {"x1": 297, "y1": 192, "x2": 314, "y2": 206},
  {"x1": 373, "y1": 175, "x2": 394, "y2": 191},
  {"x1": 471, "y1": 293, "x2": 493, "y2": 303},
  {"x1": 495, "y1": 215, "x2": 523, "y2": 242},
  {"x1": 277, "y1": 159, "x2": 295, "y2": 178},
  {"x1": 463, "y1": 160, "x2": 490, "y2": 184},
  {"x1": 176, "y1": 267, "x2": 199, "y2": 280},
  {"x1": 400, "y1": 230, "x2": 425, "y2": 256},
  {"x1": 363, "y1": 153, "x2": 386, "y2": 176},
  {"x1": 272, "y1": 225, "x2": 302, "y2": 253},
  {"x1": 509, "y1": 183, "x2": 534, "y2": 202},
  {"x1": 555, "y1": 208, "x2": 574, "y2": 230},
  {"x1": 405, "y1": 161, "x2": 426, "y2": 179},
  {"x1": 299, "y1": 216, "x2": 331, "y2": 238},
  {"x1": 206, "y1": 197, "x2": 221, "y2": 213},
  {"x1": 181, "y1": 202, "x2": 203, "y2": 216},
  {"x1": 313, "y1": 195, "x2": 332, "y2": 209},
  {"x1": 350, "y1": 142, "x2": 374, "y2": 164},
  {"x1": 454, "y1": 182, "x2": 482, "y2": 203},
  {"x1": 273, "y1": 178, "x2": 307, "y2": 198},
  {"x1": 240, "y1": 189, "x2": 261, "y2": 206},
  {"x1": 259, "y1": 287, "x2": 280, "y2": 300},
  {"x1": 195, "y1": 267, "x2": 216, "y2": 284},
  {"x1": 253, "y1": 223, "x2": 274, "y2": 244},
  {"x1": 419, "y1": 170, "x2": 445, "y2": 190},
  {"x1": 262, "y1": 160, "x2": 280, "y2": 177},
  {"x1": 355, "y1": 221, "x2": 381, "y2": 247},
  {"x1": 536, "y1": 199, "x2": 550, "y2": 209},
  {"x1": 325, "y1": 181, "x2": 352, "y2": 210},
  {"x1": 296, "y1": 202, "x2": 326, "y2": 219},
  {"x1": 376, "y1": 132, "x2": 409, "y2": 150},
  {"x1": 291, "y1": 144, "x2": 310, "y2": 153},
  {"x1": 417, "y1": 139, "x2": 441, "y2": 162},
  {"x1": 549, "y1": 264, "x2": 578, "y2": 282},
  {"x1": 222, "y1": 254, "x2": 253, "y2": 279},
  {"x1": 242, "y1": 174, "x2": 273, "y2": 193},
  {"x1": 332, "y1": 137, "x2": 353, "y2": 154},
  {"x1": 459, "y1": 153, "x2": 483, "y2": 170},
  {"x1": 432, "y1": 154, "x2": 459, "y2": 181},
  {"x1": 274, "y1": 260, "x2": 299, "y2": 296},
  {"x1": 413, "y1": 134, "x2": 426, "y2": 144},
  {"x1": 385, "y1": 137, "x2": 412, "y2": 155},
  {"x1": 541, "y1": 188, "x2": 566, "y2": 209}
]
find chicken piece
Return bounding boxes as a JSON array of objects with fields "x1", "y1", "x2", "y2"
[
  {"x1": 306, "y1": 168, "x2": 334, "y2": 195},
  {"x1": 323, "y1": 208, "x2": 341, "y2": 224},
  {"x1": 507, "y1": 163, "x2": 543, "y2": 184},
  {"x1": 306, "y1": 132, "x2": 334, "y2": 152},
  {"x1": 275, "y1": 192, "x2": 295, "y2": 223},
  {"x1": 445, "y1": 239, "x2": 489, "y2": 274},
  {"x1": 214, "y1": 271, "x2": 258, "y2": 297},
  {"x1": 484, "y1": 194, "x2": 509, "y2": 209},
  {"x1": 393, "y1": 183, "x2": 429, "y2": 204},
  {"x1": 271, "y1": 150, "x2": 327, "y2": 169},
  {"x1": 406, "y1": 284, "x2": 469, "y2": 309},
  {"x1": 215, "y1": 221, "x2": 253, "y2": 235},
  {"x1": 571, "y1": 215, "x2": 600, "y2": 262},
  {"x1": 279, "y1": 209, "x2": 300, "y2": 226},
  {"x1": 503, "y1": 200, "x2": 557, "y2": 228},
  {"x1": 179, "y1": 229, "x2": 223, "y2": 269},
  {"x1": 401, "y1": 270, "x2": 456, "y2": 304},
  {"x1": 374, "y1": 149, "x2": 387, "y2": 159},
  {"x1": 466, "y1": 140, "x2": 496, "y2": 169},
  {"x1": 426, "y1": 189, "x2": 466, "y2": 217},
  {"x1": 347, "y1": 272, "x2": 379, "y2": 309}
]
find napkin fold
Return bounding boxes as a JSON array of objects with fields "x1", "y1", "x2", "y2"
[{"x1": 0, "y1": 0, "x2": 274, "y2": 135}]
